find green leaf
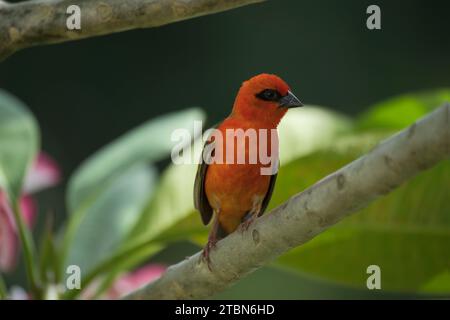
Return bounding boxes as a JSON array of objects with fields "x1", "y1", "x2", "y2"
[
  {"x1": 421, "y1": 271, "x2": 450, "y2": 294},
  {"x1": 278, "y1": 106, "x2": 352, "y2": 164},
  {"x1": 67, "y1": 108, "x2": 205, "y2": 213},
  {"x1": 61, "y1": 108, "x2": 205, "y2": 271},
  {"x1": 0, "y1": 273, "x2": 7, "y2": 299},
  {"x1": 39, "y1": 217, "x2": 59, "y2": 285},
  {"x1": 357, "y1": 89, "x2": 450, "y2": 131},
  {"x1": 62, "y1": 238, "x2": 163, "y2": 299},
  {"x1": 272, "y1": 148, "x2": 450, "y2": 293},
  {"x1": 65, "y1": 164, "x2": 157, "y2": 273},
  {"x1": 125, "y1": 160, "x2": 199, "y2": 246},
  {"x1": 0, "y1": 90, "x2": 39, "y2": 202}
]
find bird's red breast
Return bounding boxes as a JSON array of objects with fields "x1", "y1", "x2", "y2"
[{"x1": 204, "y1": 117, "x2": 276, "y2": 233}]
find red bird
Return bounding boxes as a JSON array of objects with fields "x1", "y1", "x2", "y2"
[{"x1": 194, "y1": 74, "x2": 303, "y2": 266}]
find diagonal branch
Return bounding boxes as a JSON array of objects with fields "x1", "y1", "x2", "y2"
[
  {"x1": 124, "y1": 103, "x2": 449, "y2": 300},
  {"x1": 0, "y1": 0, "x2": 265, "y2": 61}
]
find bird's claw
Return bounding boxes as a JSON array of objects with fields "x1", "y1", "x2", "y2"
[
  {"x1": 202, "y1": 239, "x2": 217, "y2": 271},
  {"x1": 239, "y1": 215, "x2": 257, "y2": 233}
]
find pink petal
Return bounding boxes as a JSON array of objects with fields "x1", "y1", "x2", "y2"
[
  {"x1": 23, "y1": 152, "x2": 61, "y2": 194},
  {"x1": 20, "y1": 195, "x2": 37, "y2": 228},
  {"x1": 106, "y1": 264, "x2": 166, "y2": 299},
  {"x1": 0, "y1": 191, "x2": 18, "y2": 272}
]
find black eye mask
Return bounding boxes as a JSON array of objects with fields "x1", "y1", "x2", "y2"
[{"x1": 255, "y1": 89, "x2": 282, "y2": 102}]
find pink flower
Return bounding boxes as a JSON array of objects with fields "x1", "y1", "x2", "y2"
[
  {"x1": 81, "y1": 264, "x2": 166, "y2": 300},
  {"x1": 106, "y1": 264, "x2": 166, "y2": 299},
  {"x1": 0, "y1": 192, "x2": 17, "y2": 272},
  {"x1": 23, "y1": 153, "x2": 61, "y2": 194},
  {"x1": 0, "y1": 152, "x2": 60, "y2": 272}
]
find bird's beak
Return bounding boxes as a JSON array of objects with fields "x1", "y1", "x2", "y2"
[{"x1": 279, "y1": 90, "x2": 304, "y2": 108}]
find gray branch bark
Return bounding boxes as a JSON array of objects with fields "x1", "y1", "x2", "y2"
[
  {"x1": 0, "y1": 0, "x2": 264, "y2": 61},
  {"x1": 124, "y1": 103, "x2": 449, "y2": 300}
]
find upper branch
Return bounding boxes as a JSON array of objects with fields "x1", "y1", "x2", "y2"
[
  {"x1": 124, "y1": 103, "x2": 449, "y2": 300},
  {"x1": 0, "y1": 0, "x2": 264, "y2": 61}
]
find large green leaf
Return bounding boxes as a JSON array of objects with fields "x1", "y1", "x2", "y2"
[
  {"x1": 357, "y1": 89, "x2": 450, "y2": 131},
  {"x1": 0, "y1": 90, "x2": 39, "y2": 202},
  {"x1": 125, "y1": 160, "x2": 199, "y2": 246},
  {"x1": 273, "y1": 153, "x2": 450, "y2": 294},
  {"x1": 65, "y1": 164, "x2": 157, "y2": 273},
  {"x1": 61, "y1": 108, "x2": 205, "y2": 274},
  {"x1": 63, "y1": 158, "x2": 201, "y2": 298},
  {"x1": 278, "y1": 106, "x2": 352, "y2": 164},
  {"x1": 67, "y1": 108, "x2": 205, "y2": 213}
]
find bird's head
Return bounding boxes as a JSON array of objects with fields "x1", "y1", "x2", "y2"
[{"x1": 232, "y1": 73, "x2": 303, "y2": 127}]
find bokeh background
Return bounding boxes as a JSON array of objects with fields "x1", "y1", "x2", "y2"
[{"x1": 0, "y1": 0, "x2": 449, "y2": 299}]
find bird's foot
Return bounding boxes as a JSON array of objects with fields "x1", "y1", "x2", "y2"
[
  {"x1": 239, "y1": 214, "x2": 257, "y2": 233},
  {"x1": 202, "y1": 238, "x2": 217, "y2": 271}
]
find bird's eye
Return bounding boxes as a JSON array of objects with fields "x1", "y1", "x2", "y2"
[{"x1": 256, "y1": 89, "x2": 281, "y2": 102}]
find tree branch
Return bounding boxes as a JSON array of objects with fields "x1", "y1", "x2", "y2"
[
  {"x1": 124, "y1": 104, "x2": 449, "y2": 300},
  {"x1": 0, "y1": 0, "x2": 264, "y2": 61}
]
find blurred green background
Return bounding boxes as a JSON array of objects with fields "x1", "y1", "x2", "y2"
[{"x1": 0, "y1": 0, "x2": 449, "y2": 299}]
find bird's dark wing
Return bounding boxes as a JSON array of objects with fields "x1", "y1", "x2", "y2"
[
  {"x1": 258, "y1": 164, "x2": 279, "y2": 216},
  {"x1": 193, "y1": 134, "x2": 215, "y2": 225}
]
